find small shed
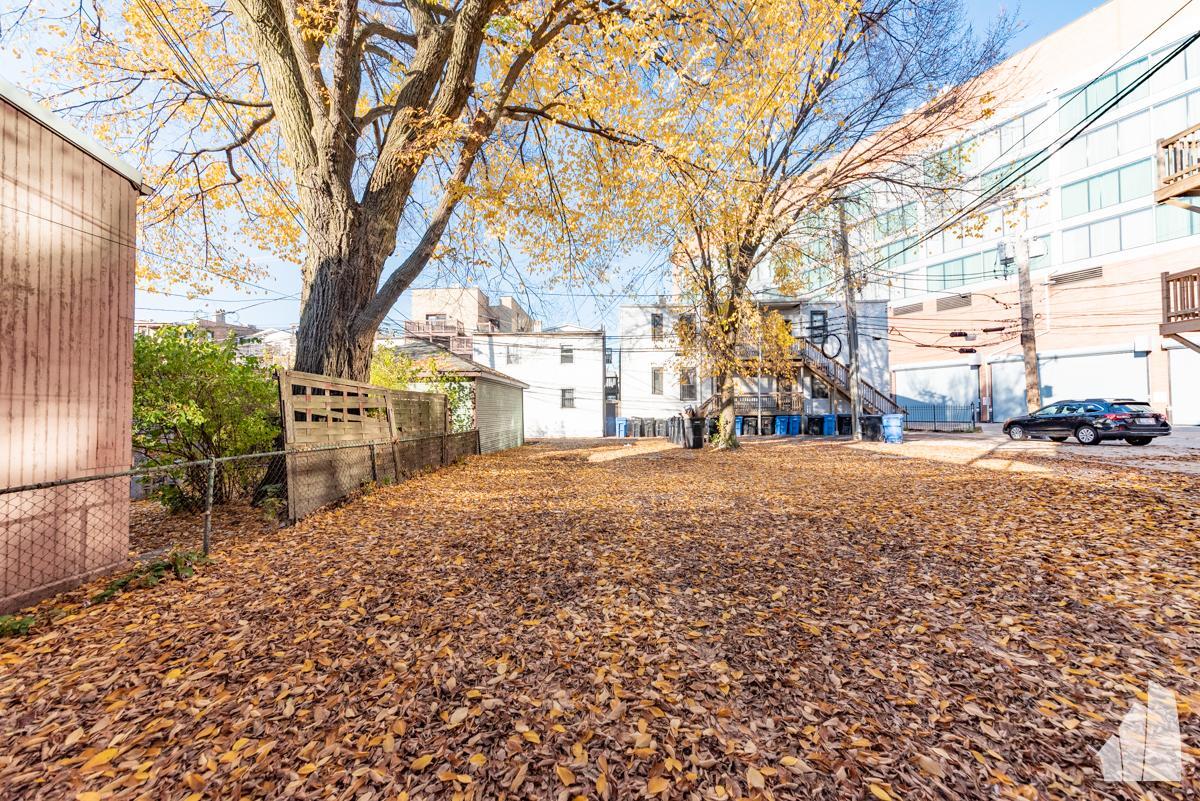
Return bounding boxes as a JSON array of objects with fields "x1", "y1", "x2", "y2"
[
  {"x1": 386, "y1": 341, "x2": 527, "y2": 453},
  {"x1": 0, "y1": 78, "x2": 145, "y2": 611}
]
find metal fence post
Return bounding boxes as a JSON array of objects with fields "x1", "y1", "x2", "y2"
[
  {"x1": 202, "y1": 458, "x2": 217, "y2": 556},
  {"x1": 441, "y1": 432, "x2": 448, "y2": 466},
  {"x1": 369, "y1": 442, "x2": 378, "y2": 483}
]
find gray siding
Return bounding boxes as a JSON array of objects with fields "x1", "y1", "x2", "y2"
[{"x1": 476, "y1": 379, "x2": 524, "y2": 453}]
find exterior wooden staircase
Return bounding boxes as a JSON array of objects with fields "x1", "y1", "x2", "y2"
[
  {"x1": 695, "y1": 340, "x2": 905, "y2": 419},
  {"x1": 795, "y1": 340, "x2": 904, "y2": 415}
]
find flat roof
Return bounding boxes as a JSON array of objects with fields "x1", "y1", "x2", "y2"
[{"x1": 0, "y1": 76, "x2": 145, "y2": 190}]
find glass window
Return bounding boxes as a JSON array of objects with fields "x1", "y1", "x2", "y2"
[
  {"x1": 960, "y1": 254, "x2": 982, "y2": 285},
  {"x1": 1187, "y1": 38, "x2": 1200, "y2": 83},
  {"x1": 1121, "y1": 209, "x2": 1154, "y2": 250},
  {"x1": 1059, "y1": 91, "x2": 1087, "y2": 131},
  {"x1": 1089, "y1": 170, "x2": 1120, "y2": 210},
  {"x1": 1115, "y1": 60, "x2": 1148, "y2": 106},
  {"x1": 1118, "y1": 113, "x2": 1149, "y2": 154},
  {"x1": 1154, "y1": 95, "x2": 1188, "y2": 137},
  {"x1": 560, "y1": 345, "x2": 574, "y2": 363},
  {"x1": 1030, "y1": 236, "x2": 1051, "y2": 271},
  {"x1": 1061, "y1": 181, "x2": 1089, "y2": 218},
  {"x1": 1091, "y1": 217, "x2": 1121, "y2": 256},
  {"x1": 651, "y1": 367, "x2": 663, "y2": 395},
  {"x1": 679, "y1": 370, "x2": 697, "y2": 401},
  {"x1": 1156, "y1": 204, "x2": 1193, "y2": 241},
  {"x1": 1063, "y1": 226, "x2": 1090, "y2": 261},
  {"x1": 1151, "y1": 45, "x2": 1187, "y2": 95},
  {"x1": 650, "y1": 313, "x2": 663, "y2": 343},
  {"x1": 1058, "y1": 139, "x2": 1087, "y2": 175},
  {"x1": 506, "y1": 344, "x2": 520, "y2": 364},
  {"x1": 1087, "y1": 124, "x2": 1118, "y2": 164},
  {"x1": 561, "y1": 388, "x2": 575, "y2": 408},
  {"x1": 927, "y1": 263, "x2": 946, "y2": 291},
  {"x1": 1086, "y1": 73, "x2": 1117, "y2": 116},
  {"x1": 1118, "y1": 161, "x2": 1151, "y2": 200}
]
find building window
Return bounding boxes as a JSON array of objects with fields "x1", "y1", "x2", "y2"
[
  {"x1": 1063, "y1": 209, "x2": 1153, "y2": 261},
  {"x1": 678, "y1": 313, "x2": 696, "y2": 338},
  {"x1": 426, "y1": 313, "x2": 447, "y2": 326},
  {"x1": 1061, "y1": 159, "x2": 1152, "y2": 218},
  {"x1": 809, "y1": 310, "x2": 828, "y2": 343},
  {"x1": 650, "y1": 313, "x2": 664, "y2": 343},
  {"x1": 651, "y1": 367, "x2": 663, "y2": 395},
  {"x1": 560, "y1": 345, "x2": 573, "y2": 363},
  {"x1": 604, "y1": 348, "x2": 612, "y2": 365},
  {"x1": 679, "y1": 369, "x2": 697, "y2": 401},
  {"x1": 561, "y1": 388, "x2": 575, "y2": 408},
  {"x1": 506, "y1": 344, "x2": 520, "y2": 365}
]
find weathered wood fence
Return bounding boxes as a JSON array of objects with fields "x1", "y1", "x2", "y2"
[{"x1": 278, "y1": 371, "x2": 477, "y2": 519}]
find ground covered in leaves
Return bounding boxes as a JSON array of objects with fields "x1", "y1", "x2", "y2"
[{"x1": 1, "y1": 439, "x2": 1198, "y2": 800}]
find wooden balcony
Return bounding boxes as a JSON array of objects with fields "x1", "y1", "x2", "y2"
[
  {"x1": 1162, "y1": 269, "x2": 1200, "y2": 348},
  {"x1": 1155, "y1": 122, "x2": 1200, "y2": 211},
  {"x1": 403, "y1": 319, "x2": 466, "y2": 337}
]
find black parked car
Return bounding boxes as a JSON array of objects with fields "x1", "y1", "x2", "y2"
[{"x1": 1003, "y1": 399, "x2": 1171, "y2": 446}]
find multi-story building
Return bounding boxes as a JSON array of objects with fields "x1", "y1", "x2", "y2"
[
  {"x1": 870, "y1": 0, "x2": 1200, "y2": 424},
  {"x1": 615, "y1": 294, "x2": 895, "y2": 429},
  {"x1": 404, "y1": 288, "x2": 607, "y2": 437}
]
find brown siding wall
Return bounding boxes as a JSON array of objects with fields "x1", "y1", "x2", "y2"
[{"x1": 0, "y1": 96, "x2": 137, "y2": 611}]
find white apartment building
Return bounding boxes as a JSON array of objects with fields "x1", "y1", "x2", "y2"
[
  {"x1": 615, "y1": 295, "x2": 893, "y2": 424},
  {"x1": 472, "y1": 326, "x2": 606, "y2": 438},
  {"x1": 405, "y1": 288, "x2": 607, "y2": 438},
  {"x1": 864, "y1": 0, "x2": 1200, "y2": 424}
]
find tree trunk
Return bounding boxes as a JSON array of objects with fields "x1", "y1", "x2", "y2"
[
  {"x1": 711, "y1": 372, "x2": 739, "y2": 449},
  {"x1": 293, "y1": 233, "x2": 381, "y2": 381}
]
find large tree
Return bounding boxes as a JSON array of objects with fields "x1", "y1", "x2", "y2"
[
  {"x1": 17, "y1": 0, "x2": 673, "y2": 378},
  {"x1": 498, "y1": 0, "x2": 1014, "y2": 445}
]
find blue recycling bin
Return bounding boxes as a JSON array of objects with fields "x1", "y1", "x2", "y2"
[
  {"x1": 822, "y1": 414, "x2": 837, "y2": 436},
  {"x1": 788, "y1": 414, "x2": 801, "y2": 436},
  {"x1": 882, "y1": 414, "x2": 904, "y2": 444},
  {"x1": 774, "y1": 415, "x2": 788, "y2": 436},
  {"x1": 734, "y1": 416, "x2": 743, "y2": 436},
  {"x1": 615, "y1": 417, "x2": 628, "y2": 438}
]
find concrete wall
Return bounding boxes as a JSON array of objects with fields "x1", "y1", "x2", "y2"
[{"x1": 472, "y1": 332, "x2": 605, "y2": 437}]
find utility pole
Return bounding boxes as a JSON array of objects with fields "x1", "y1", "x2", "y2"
[
  {"x1": 1015, "y1": 236, "x2": 1042, "y2": 413},
  {"x1": 838, "y1": 202, "x2": 862, "y2": 440},
  {"x1": 756, "y1": 325, "x2": 763, "y2": 436}
]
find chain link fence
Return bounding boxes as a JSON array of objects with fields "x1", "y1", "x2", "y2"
[{"x1": 1, "y1": 431, "x2": 479, "y2": 612}]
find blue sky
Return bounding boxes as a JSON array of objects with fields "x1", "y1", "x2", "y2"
[{"x1": 6, "y1": 0, "x2": 1110, "y2": 333}]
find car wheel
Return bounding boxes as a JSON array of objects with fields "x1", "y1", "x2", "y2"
[
  {"x1": 1007, "y1": 424, "x2": 1026, "y2": 441},
  {"x1": 1049, "y1": 436, "x2": 1068, "y2": 442},
  {"x1": 1075, "y1": 425, "x2": 1100, "y2": 446},
  {"x1": 1127, "y1": 436, "x2": 1153, "y2": 446}
]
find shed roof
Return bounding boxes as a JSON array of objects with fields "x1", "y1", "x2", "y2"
[
  {"x1": 387, "y1": 340, "x2": 529, "y2": 389},
  {"x1": 0, "y1": 76, "x2": 145, "y2": 190}
]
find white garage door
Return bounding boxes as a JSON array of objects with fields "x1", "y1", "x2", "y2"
[
  {"x1": 1170, "y1": 348, "x2": 1200, "y2": 425},
  {"x1": 894, "y1": 364, "x2": 980, "y2": 408},
  {"x1": 989, "y1": 360, "x2": 1028, "y2": 422},
  {"x1": 1038, "y1": 352, "x2": 1149, "y2": 406},
  {"x1": 475, "y1": 379, "x2": 524, "y2": 453}
]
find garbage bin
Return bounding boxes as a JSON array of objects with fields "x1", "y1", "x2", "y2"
[
  {"x1": 882, "y1": 413, "x2": 905, "y2": 444},
  {"x1": 788, "y1": 414, "x2": 802, "y2": 436},
  {"x1": 682, "y1": 417, "x2": 704, "y2": 449},
  {"x1": 734, "y1": 415, "x2": 744, "y2": 436},
  {"x1": 743, "y1": 417, "x2": 759, "y2": 436},
  {"x1": 774, "y1": 416, "x2": 789, "y2": 436},
  {"x1": 616, "y1": 417, "x2": 628, "y2": 438},
  {"x1": 822, "y1": 414, "x2": 837, "y2": 436},
  {"x1": 804, "y1": 415, "x2": 821, "y2": 436},
  {"x1": 837, "y1": 414, "x2": 852, "y2": 436},
  {"x1": 862, "y1": 415, "x2": 883, "y2": 441}
]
